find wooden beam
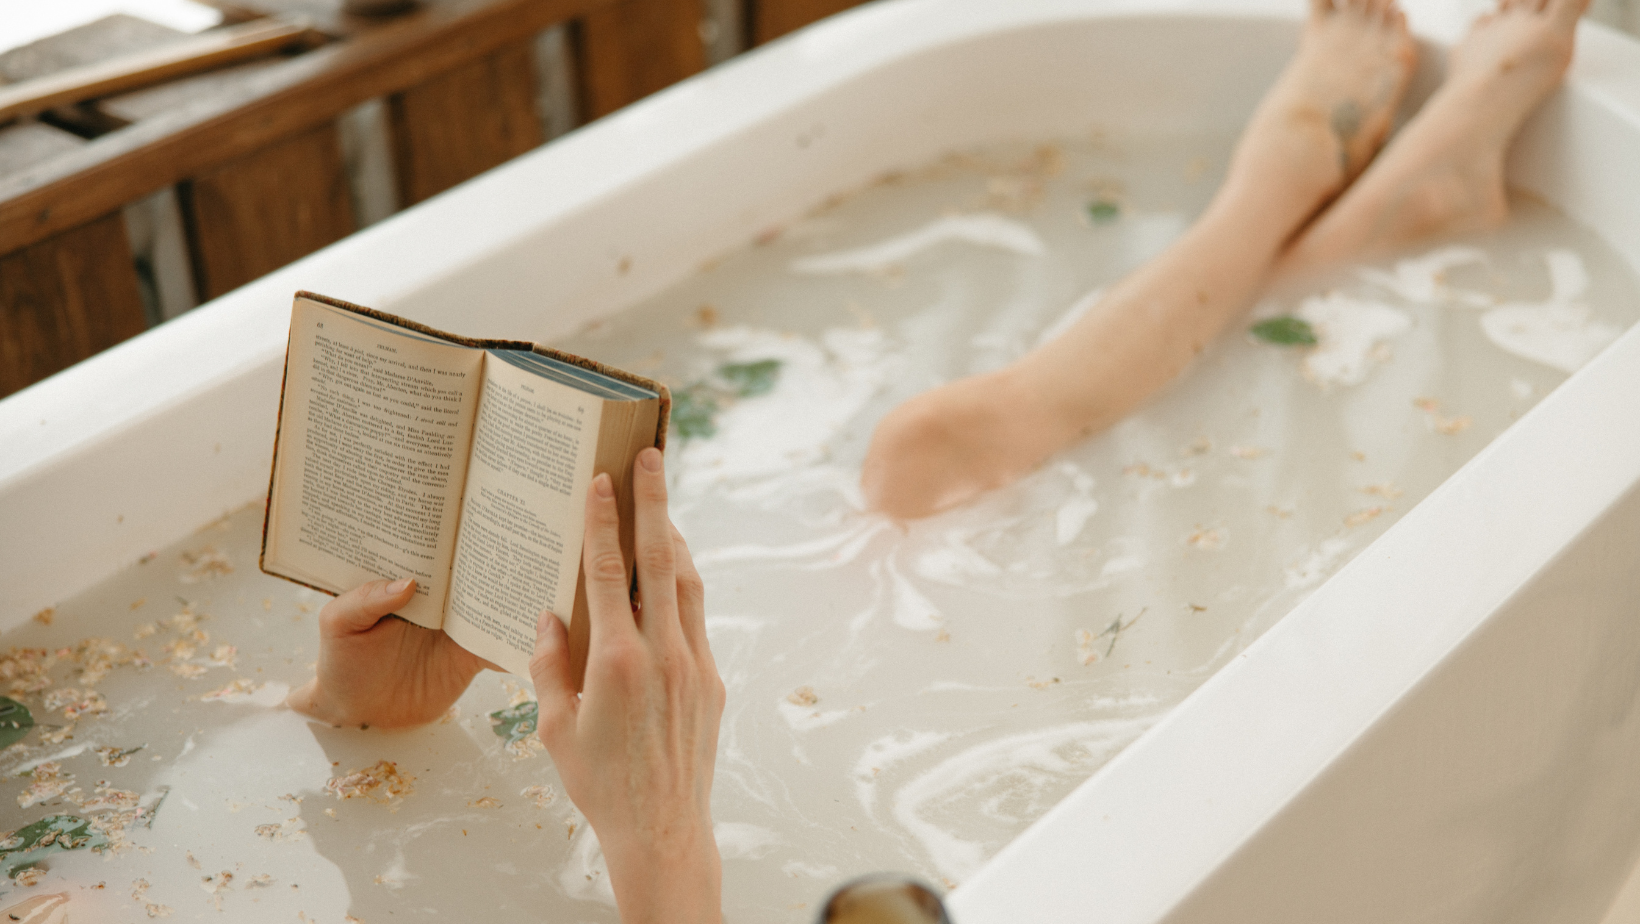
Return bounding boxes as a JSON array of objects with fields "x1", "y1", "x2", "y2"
[
  {"x1": 0, "y1": 18, "x2": 315, "y2": 127},
  {"x1": 390, "y1": 38, "x2": 543, "y2": 206},
  {"x1": 181, "y1": 122, "x2": 355, "y2": 300},
  {"x1": 0, "y1": 0, "x2": 605, "y2": 254},
  {"x1": 0, "y1": 213, "x2": 147, "y2": 398}
]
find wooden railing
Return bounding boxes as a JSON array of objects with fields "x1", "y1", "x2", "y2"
[{"x1": 0, "y1": 0, "x2": 871, "y2": 399}]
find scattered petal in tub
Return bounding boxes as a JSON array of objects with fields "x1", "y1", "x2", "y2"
[
  {"x1": 985, "y1": 175, "x2": 1042, "y2": 212},
  {"x1": 468, "y1": 797, "x2": 503, "y2": 809},
  {"x1": 198, "y1": 679, "x2": 288, "y2": 706},
  {"x1": 200, "y1": 870, "x2": 233, "y2": 910},
  {"x1": 1414, "y1": 398, "x2": 1472, "y2": 435},
  {"x1": 31, "y1": 609, "x2": 53, "y2": 627},
  {"x1": 1073, "y1": 629, "x2": 1100, "y2": 666},
  {"x1": 1025, "y1": 676, "x2": 1061, "y2": 690},
  {"x1": 1186, "y1": 526, "x2": 1224, "y2": 551},
  {"x1": 1293, "y1": 293, "x2": 1412, "y2": 387},
  {"x1": 521, "y1": 785, "x2": 556, "y2": 808},
  {"x1": 1230, "y1": 445, "x2": 1267, "y2": 460},
  {"x1": 1361, "y1": 482, "x2": 1403, "y2": 499},
  {"x1": 786, "y1": 686, "x2": 819, "y2": 707},
  {"x1": 252, "y1": 818, "x2": 305, "y2": 841},
  {"x1": 1344, "y1": 507, "x2": 1386, "y2": 529},
  {"x1": 789, "y1": 212, "x2": 1044, "y2": 275},
  {"x1": 16, "y1": 762, "x2": 73, "y2": 808},
  {"x1": 324, "y1": 761, "x2": 415, "y2": 805},
  {"x1": 177, "y1": 547, "x2": 232, "y2": 584}
]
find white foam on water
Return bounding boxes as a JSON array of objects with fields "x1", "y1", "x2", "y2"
[
  {"x1": 1479, "y1": 250, "x2": 1620, "y2": 373},
  {"x1": 1357, "y1": 245, "x2": 1489, "y2": 305},
  {"x1": 789, "y1": 213, "x2": 1045, "y2": 274},
  {"x1": 1295, "y1": 292, "x2": 1414, "y2": 387}
]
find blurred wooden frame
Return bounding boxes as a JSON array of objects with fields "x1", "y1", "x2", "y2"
[
  {"x1": 0, "y1": 0, "x2": 876, "y2": 399},
  {"x1": 0, "y1": 17, "x2": 317, "y2": 127}
]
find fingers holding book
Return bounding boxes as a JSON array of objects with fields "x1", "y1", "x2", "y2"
[
  {"x1": 286, "y1": 578, "x2": 497, "y2": 729},
  {"x1": 530, "y1": 448, "x2": 727, "y2": 924}
]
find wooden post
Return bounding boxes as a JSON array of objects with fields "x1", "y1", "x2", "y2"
[
  {"x1": 390, "y1": 39, "x2": 544, "y2": 207},
  {"x1": 578, "y1": 0, "x2": 708, "y2": 119},
  {"x1": 181, "y1": 123, "x2": 355, "y2": 300},
  {"x1": 0, "y1": 213, "x2": 147, "y2": 398}
]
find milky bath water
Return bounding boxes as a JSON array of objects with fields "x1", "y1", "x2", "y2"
[{"x1": 3, "y1": 131, "x2": 1637, "y2": 923}]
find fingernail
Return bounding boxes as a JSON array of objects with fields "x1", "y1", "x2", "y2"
[
  {"x1": 593, "y1": 473, "x2": 614, "y2": 498},
  {"x1": 638, "y1": 447, "x2": 662, "y2": 473},
  {"x1": 388, "y1": 578, "x2": 414, "y2": 593}
]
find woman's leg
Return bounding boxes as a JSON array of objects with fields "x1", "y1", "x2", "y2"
[{"x1": 861, "y1": 0, "x2": 1418, "y2": 518}]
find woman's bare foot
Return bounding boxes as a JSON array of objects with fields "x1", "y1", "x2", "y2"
[
  {"x1": 862, "y1": 0, "x2": 1415, "y2": 519},
  {"x1": 1283, "y1": 0, "x2": 1588, "y2": 271},
  {"x1": 1230, "y1": 0, "x2": 1419, "y2": 215}
]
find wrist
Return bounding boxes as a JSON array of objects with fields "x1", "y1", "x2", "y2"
[{"x1": 601, "y1": 824, "x2": 723, "y2": 924}]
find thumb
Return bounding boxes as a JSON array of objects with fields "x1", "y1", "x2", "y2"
[
  {"x1": 321, "y1": 578, "x2": 415, "y2": 637},
  {"x1": 529, "y1": 609, "x2": 579, "y2": 750}
]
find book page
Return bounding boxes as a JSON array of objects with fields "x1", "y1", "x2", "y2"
[
  {"x1": 444, "y1": 355, "x2": 602, "y2": 675},
  {"x1": 265, "y1": 297, "x2": 482, "y2": 628}
]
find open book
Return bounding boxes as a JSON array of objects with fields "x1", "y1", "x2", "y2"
[{"x1": 261, "y1": 292, "x2": 669, "y2": 683}]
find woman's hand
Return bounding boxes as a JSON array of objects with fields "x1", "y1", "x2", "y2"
[
  {"x1": 286, "y1": 579, "x2": 496, "y2": 729},
  {"x1": 530, "y1": 447, "x2": 726, "y2": 924}
]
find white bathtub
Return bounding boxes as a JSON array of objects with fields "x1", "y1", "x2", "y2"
[{"x1": 4, "y1": 1, "x2": 1640, "y2": 920}]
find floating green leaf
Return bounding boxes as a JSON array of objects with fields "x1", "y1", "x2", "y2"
[
  {"x1": 716, "y1": 359, "x2": 783, "y2": 398},
  {"x1": 489, "y1": 702, "x2": 538, "y2": 746},
  {"x1": 0, "y1": 697, "x2": 32, "y2": 750},
  {"x1": 670, "y1": 387, "x2": 720, "y2": 441},
  {"x1": 1086, "y1": 199, "x2": 1121, "y2": 224},
  {"x1": 1250, "y1": 316, "x2": 1318, "y2": 346},
  {"x1": 0, "y1": 815, "x2": 107, "y2": 878}
]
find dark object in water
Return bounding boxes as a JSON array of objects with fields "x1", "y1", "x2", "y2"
[{"x1": 818, "y1": 875, "x2": 951, "y2": 924}]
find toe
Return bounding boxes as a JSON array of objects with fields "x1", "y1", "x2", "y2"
[{"x1": 1310, "y1": 0, "x2": 1334, "y2": 15}]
